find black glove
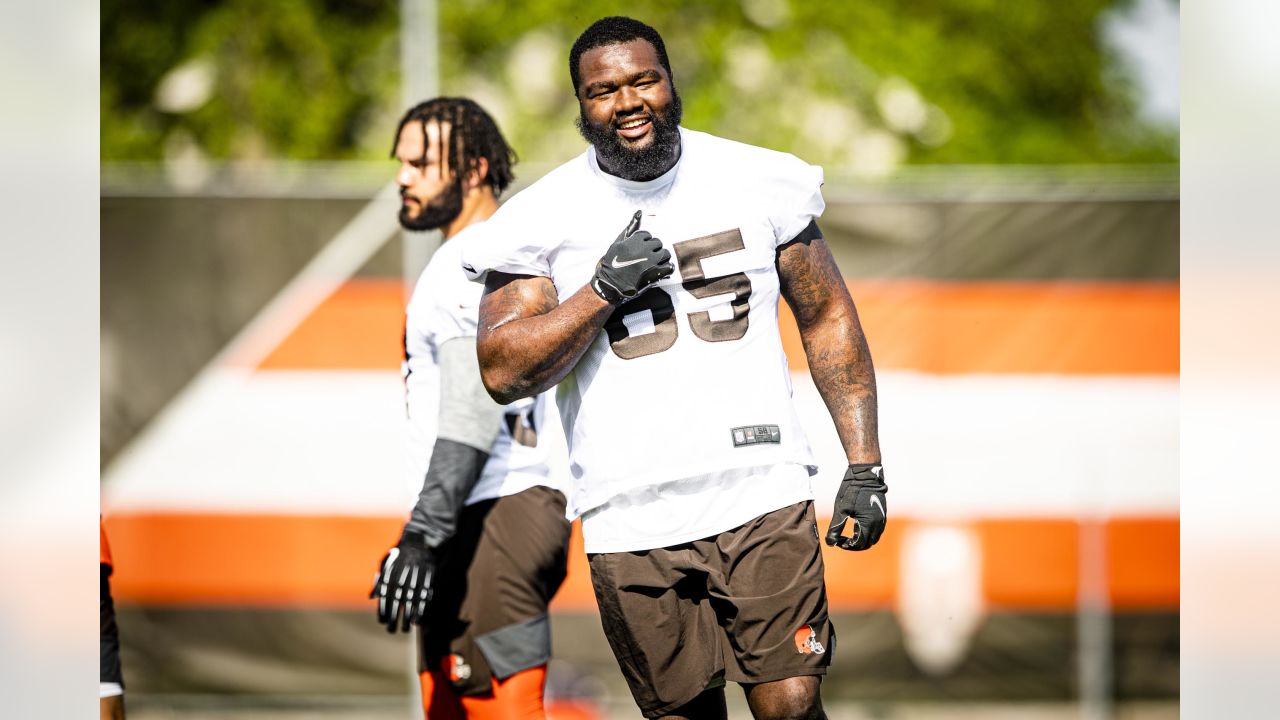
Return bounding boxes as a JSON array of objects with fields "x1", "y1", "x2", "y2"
[
  {"x1": 370, "y1": 528, "x2": 436, "y2": 633},
  {"x1": 824, "y1": 463, "x2": 888, "y2": 551},
  {"x1": 591, "y1": 210, "x2": 674, "y2": 304}
]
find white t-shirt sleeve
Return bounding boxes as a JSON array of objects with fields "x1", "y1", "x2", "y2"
[
  {"x1": 409, "y1": 243, "x2": 480, "y2": 348},
  {"x1": 764, "y1": 155, "x2": 825, "y2": 247},
  {"x1": 460, "y1": 196, "x2": 554, "y2": 282},
  {"x1": 423, "y1": 278, "x2": 478, "y2": 347}
]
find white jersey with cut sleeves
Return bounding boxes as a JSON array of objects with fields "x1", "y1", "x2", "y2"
[
  {"x1": 404, "y1": 223, "x2": 566, "y2": 508},
  {"x1": 462, "y1": 128, "x2": 824, "y2": 546}
]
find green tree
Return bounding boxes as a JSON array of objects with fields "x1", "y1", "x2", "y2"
[
  {"x1": 101, "y1": 0, "x2": 1176, "y2": 167},
  {"x1": 102, "y1": 0, "x2": 398, "y2": 161}
]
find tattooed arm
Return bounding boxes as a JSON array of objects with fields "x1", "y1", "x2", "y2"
[
  {"x1": 777, "y1": 222, "x2": 881, "y2": 464},
  {"x1": 476, "y1": 272, "x2": 615, "y2": 404}
]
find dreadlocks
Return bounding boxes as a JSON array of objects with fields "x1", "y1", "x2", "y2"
[{"x1": 390, "y1": 97, "x2": 516, "y2": 196}]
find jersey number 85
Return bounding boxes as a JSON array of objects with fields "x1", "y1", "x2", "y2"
[{"x1": 604, "y1": 228, "x2": 751, "y2": 360}]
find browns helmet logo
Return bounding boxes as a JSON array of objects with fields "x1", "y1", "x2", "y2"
[
  {"x1": 794, "y1": 624, "x2": 825, "y2": 655},
  {"x1": 443, "y1": 653, "x2": 472, "y2": 682}
]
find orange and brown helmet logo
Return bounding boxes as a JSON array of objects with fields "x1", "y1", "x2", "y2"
[
  {"x1": 443, "y1": 653, "x2": 472, "y2": 683},
  {"x1": 794, "y1": 624, "x2": 825, "y2": 655}
]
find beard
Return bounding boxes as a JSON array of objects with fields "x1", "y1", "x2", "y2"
[
  {"x1": 398, "y1": 178, "x2": 463, "y2": 231},
  {"x1": 576, "y1": 91, "x2": 683, "y2": 182}
]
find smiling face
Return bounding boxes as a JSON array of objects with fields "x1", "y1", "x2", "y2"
[
  {"x1": 575, "y1": 39, "x2": 683, "y2": 181},
  {"x1": 393, "y1": 119, "x2": 463, "y2": 231}
]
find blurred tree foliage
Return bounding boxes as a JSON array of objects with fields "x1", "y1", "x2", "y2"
[
  {"x1": 102, "y1": 0, "x2": 1176, "y2": 168},
  {"x1": 102, "y1": 0, "x2": 398, "y2": 160}
]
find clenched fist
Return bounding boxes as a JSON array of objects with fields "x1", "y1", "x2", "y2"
[{"x1": 825, "y1": 463, "x2": 888, "y2": 551}]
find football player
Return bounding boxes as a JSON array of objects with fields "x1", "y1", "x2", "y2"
[
  {"x1": 464, "y1": 17, "x2": 886, "y2": 720},
  {"x1": 372, "y1": 97, "x2": 571, "y2": 719}
]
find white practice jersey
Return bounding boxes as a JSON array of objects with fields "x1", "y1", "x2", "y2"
[
  {"x1": 405, "y1": 223, "x2": 565, "y2": 507},
  {"x1": 462, "y1": 128, "x2": 824, "y2": 547}
]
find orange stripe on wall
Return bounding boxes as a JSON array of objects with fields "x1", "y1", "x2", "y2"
[
  {"x1": 106, "y1": 513, "x2": 404, "y2": 607},
  {"x1": 255, "y1": 279, "x2": 1177, "y2": 375},
  {"x1": 104, "y1": 513, "x2": 1177, "y2": 612},
  {"x1": 980, "y1": 519, "x2": 1080, "y2": 610},
  {"x1": 780, "y1": 281, "x2": 1179, "y2": 375},
  {"x1": 550, "y1": 517, "x2": 595, "y2": 613},
  {"x1": 257, "y1": 279, "x2": 406, "y2": 371},
  {"x1": 1107, "y1": 517, "x2": 1181, "y2": 608}
]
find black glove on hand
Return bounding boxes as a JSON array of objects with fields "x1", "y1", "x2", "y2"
[
  {"x1": 591, "y1": 210, "x2": 675, "y2": 304},
  {"x1": 370, "y1": 528, "x2": 436, "y2": 633},
  {"x1": 825, "y1": 463, "x2": 888, "y2": 551}
]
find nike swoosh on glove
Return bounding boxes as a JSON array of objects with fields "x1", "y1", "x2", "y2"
[
  {"x1": 825, "y1": 463, "x2": 888, "y2": 551},
  {"x1": 591, "y1": 210, "x2": 674, "y2": 304},
  {"x1": 370, "y1": 528, "x2": 436, "y2": 633}
]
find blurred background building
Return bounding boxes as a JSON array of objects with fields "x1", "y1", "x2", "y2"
[{"x1": 101, "y1": 1, "x2": 1178, "y2": 717}]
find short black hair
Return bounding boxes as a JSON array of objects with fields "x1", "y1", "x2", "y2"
[
  {"x1": 568, "y1": 16, "x2": 673, "y2": 95},
  {"x1": 390, "y1": 97, "x2": 516, "y2": 196}
]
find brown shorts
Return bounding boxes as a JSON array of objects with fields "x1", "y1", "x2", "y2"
[
  {"x1": 419, "y1": 484, "x2": 571, "y2": 696},
  {"x1": 588, "y1": 501, "x2": 834, "y2": 718}
]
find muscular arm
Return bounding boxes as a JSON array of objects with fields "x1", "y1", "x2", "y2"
[
  {"x1": 475, "y1": 272, "x2": 615, "y2": 404},
  {"x1": 777, "y1": 222, "x2": 881, "y2": 464}
]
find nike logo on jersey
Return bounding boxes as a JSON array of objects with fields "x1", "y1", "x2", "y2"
[
  {"x1": 610, "y1": 256, "x2": 648, "y2": 269},
  {"x1": 870, "y1": 495, "x2": 885, "y2": 517}
]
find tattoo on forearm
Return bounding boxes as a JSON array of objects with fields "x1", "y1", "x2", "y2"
[{"x1": 778, "y1": 237, "x2": 881, "y2": 463}]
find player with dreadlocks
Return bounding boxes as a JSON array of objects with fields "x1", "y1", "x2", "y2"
[
  {"x1": 371, "y1": 97, "x2": 572, "y2": 718},
  {"x1": 391, "y1": 98, "x2": 517, "y2": 234}
]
